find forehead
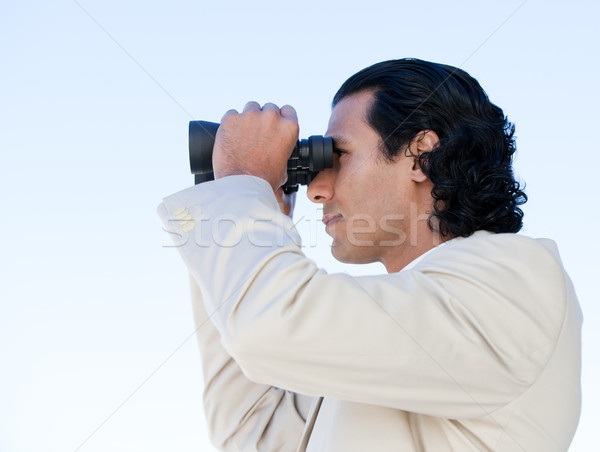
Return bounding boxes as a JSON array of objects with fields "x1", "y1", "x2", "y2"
[{"x1": 325, "y1": 90, "x2": 375, "y2": 142}]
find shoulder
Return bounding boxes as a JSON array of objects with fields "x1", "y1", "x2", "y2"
[
  {"x1": 419, "y1": 230, "x2": 567, "y2": 286},
  {"x1": 417, "y1": 231, "x2": 569, "y2": 309},
  {"x1": 413, "y1": 231, "x2": 569, "y2": 375}
]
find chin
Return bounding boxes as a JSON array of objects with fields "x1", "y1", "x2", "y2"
[{"x1": 331, "y1": 243, "x2": 377, "y2": 266}]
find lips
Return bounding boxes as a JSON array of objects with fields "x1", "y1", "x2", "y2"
[{"x1": 322, "y1": 214, "x2": 343, "y2": 229}]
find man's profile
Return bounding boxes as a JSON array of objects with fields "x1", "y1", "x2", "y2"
[{"x1": 159, "y1": 58, "x2": 582, "y2": 451}]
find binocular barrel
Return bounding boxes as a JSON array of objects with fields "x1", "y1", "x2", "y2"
[{"x1": 189, "y1": 120, "x2": 333, "y2": 193}]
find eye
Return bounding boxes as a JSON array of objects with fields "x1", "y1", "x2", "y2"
[{"x1": 333, "y1": 148, "x2": 348, "y2": 157}]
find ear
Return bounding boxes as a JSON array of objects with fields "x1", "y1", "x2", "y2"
[{"x1": 407, "y1": 130, "x2": 439, "y2": 183}]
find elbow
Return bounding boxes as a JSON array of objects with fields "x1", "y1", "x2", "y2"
[
  {"x1": 220, "y1": 325, "x2": 276, "y2": 386},
  {"x1": 202, "y1": 400, "x2": 233, "y2": 451}
]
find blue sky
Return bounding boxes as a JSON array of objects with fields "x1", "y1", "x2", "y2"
[{"x1": 1, "y1": 1, "x2": 598, "y2": 450}]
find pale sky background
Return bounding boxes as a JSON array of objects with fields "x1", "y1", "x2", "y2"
[{"x1": 1, "y1": 1, "x2": 598, "y2": 451}]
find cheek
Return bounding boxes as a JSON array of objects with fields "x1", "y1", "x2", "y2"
[{"x1": 338, "y1": 161, "x2": 374, "y2": 192}]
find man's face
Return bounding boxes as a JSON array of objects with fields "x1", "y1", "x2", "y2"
[{"x1": 307, "y1": 90, "x2": 428, "y2": 269}]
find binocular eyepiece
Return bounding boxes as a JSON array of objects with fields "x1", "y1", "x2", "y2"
[{"x1": 189, "y1": 121, "x2": 334, "y2": 193}]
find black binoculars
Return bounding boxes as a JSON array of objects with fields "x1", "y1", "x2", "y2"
[{"x1": 189, "y1": 121, "x2": 334, "y2": 193}]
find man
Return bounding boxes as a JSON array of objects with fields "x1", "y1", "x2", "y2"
[{"x1": 158, "y1": 59, "x2": 582, "y2": 451}]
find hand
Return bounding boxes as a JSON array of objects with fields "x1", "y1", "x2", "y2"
[
  {"x1": 212, "y1": 101, "x2": 299, "y2": 192},
  {"x1": 274, "y1": 187, "x2": 296, "y2": 218}
]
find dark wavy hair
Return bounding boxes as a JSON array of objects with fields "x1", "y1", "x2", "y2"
[{"x1": 333, "y1": 58, "x2": 527, "y2": 238}]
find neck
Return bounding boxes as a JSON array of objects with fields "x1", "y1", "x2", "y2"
[{"x1": 381, "y1": 226, "x2": 445, "y2": 273}]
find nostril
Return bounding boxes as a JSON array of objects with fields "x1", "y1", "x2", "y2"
[
  {"x1": 307, "y1": 174, "x2": 334, "y2": 203},
  {"x1": 308, "y1": 192, "x2": 324, "y2": 203}
]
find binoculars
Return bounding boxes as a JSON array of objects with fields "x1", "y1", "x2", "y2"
[{"x1": 189, "y1": 121, "x2": 334, "y2": 193}]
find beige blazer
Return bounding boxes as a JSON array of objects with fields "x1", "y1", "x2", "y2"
[{"x1": 158, "y1": 175, "x2": 582, "y2": 452}]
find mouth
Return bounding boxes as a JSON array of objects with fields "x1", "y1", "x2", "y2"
[{"x1": 322, "y1": 214, "x2": 343, "y2": 229}]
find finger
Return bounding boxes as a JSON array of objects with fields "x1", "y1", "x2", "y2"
[
  {"x1": 274, "y1": 186, "x2": 296, "y2": 217},
  {"x1": 280, "y1": 104, "x2": 298, "y2": 122},
  {"x1": 261, "y1": 102, "x2": 280, "y2": 113},
  {"x1": 242, "y1": 101, "x2": 261, "y2": 113},
  {"x1": 220, "y1": 108, "x2": 239, "y2": 123}
]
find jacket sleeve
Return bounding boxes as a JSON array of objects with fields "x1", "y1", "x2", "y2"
[
  {"x1": 188, "y1": 274, "x2": 311, "y2": 451},
  {"x1": 159, "y1": 175, "x2": 568, "y2": 420}
]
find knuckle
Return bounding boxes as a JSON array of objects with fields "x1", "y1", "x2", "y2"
[
  {"x1": 263, "y1": 108, "x2": 280, "y2": 120},
  {"x1": 222, "y1": 109, "x2": 238, "y2": 118},
  {"x1": 221, "y1": 111, "x2": 239, "y2": 126}
]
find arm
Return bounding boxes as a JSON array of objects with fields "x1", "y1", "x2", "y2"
[
  {"x1": 189, "y1": 273, "x2": 312, "y2": 451},
  {"x1": 178, "y1": 184, "x2": 310, "y2": 451},
  {"x1": 159, "y1": 176, "x2": 567, "y2": 420}
]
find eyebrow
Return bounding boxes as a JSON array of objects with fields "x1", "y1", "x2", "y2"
[{"x1": 329, "y1": 135, "x2": 352, "y2": 148}]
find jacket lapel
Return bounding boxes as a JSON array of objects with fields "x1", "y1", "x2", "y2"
[{"x1": 297, "y1": 397, "x2": 323, "y2": 451}]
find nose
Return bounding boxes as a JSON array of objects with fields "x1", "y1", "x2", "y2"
[{"x1": 307, "y1": 167, "x2": 335, "y2": 204}]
